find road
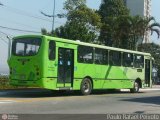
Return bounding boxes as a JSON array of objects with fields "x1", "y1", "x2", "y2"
[{"x1": 0, "y1": 88, "x2": 160, "y2": 115}]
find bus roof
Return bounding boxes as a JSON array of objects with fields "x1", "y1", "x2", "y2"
[{"x1": 13, "y1": 34, "x2": 151, "y2": 56}]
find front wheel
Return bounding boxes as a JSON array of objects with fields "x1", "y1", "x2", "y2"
[
  {"x1": 130, "y1": 81, "x2": 140, "y2": 93},
  {"x1": 80, "y1": 78, "x2": 92, "y2": 95}
]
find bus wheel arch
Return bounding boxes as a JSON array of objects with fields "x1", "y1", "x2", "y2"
[
  {"x1": 85, "y1": 76, "x2": 93, "y2": 89},
  {"x1": 80, "y1": 76, "x2": 93, "y2": 95},
  {"x1": 135, "y1": 78, "x2": 142, "y2": 88},
  {"x1": 130, "y1": 78, "x2": 141, "y2": 93}
]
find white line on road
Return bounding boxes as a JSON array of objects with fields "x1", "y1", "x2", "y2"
[{"x1": 0, "y1": 100, "x2": 16, "y2": 104}]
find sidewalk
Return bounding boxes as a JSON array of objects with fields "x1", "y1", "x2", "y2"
[
  {"x1": 121, "y1": 85, "x2": 160, "y2": 92},
  {"x1": 141, "y1": 85, "x2": 160, "y2": 91},
  {"x1": 152, "y1": 85, "x2": 160, "y2": 88}
]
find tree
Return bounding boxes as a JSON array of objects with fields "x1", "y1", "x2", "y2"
[
  {"x1": 139, "y1": 43, "x2": 160, "y2": 79},
  {"x1": 109, "y1": 15, "x2": 133, "y2": 49},
  {"x1": 98, "y1": 0, "x2": 129, "y2": 46},
  {"x1": 42, "y1": 0, "x2": 101, "y2": 43},
  {"x1": 63, "y1": 0, "x2": 86, "y2": 12},
  {"x1": 55, "y1": 0, "x2": 101, "y2": 43},
  {"x1": 143, "y1": 17, "x2": 160, "y2": 42},
  {"x1": 128, "y1": 16, "x2": 160, "y2": 50},
  {"x1": 109, "y1": 15, "x2": 160, "y2": 50}
]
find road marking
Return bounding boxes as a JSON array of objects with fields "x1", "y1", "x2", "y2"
[{"x1": 0, "y1": 100, "x2": 16, "y2": 104}]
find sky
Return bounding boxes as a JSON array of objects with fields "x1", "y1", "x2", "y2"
[{"x1": 0, "y1": 0, "x2": 159, "y2": 73}]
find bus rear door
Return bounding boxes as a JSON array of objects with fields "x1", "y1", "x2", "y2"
[
  {"x1": 57, "y1": 48, "x2": 74, "y2": 89},
  {"x1": 145, "y1": 59, "x2": 151, "y2": 87}
]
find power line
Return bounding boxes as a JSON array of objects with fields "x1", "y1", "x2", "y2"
[
  {"x1": 41, "y1": 0, "x2": 56, "y2": 31},
  {"x1": 0, "y1": 30, "x2": 13, "y2": 37},
  {"x1": 0, "y1": 36, "x2": 8, "y2": 44},
  {"x1": 0, "y1": 25, "x2": 41, "y2": 33},
  {"x1": 0, "y1": 17, "x2": 40, "y2": 30},
  {"x1": 0, "y1": 3, "x2": 53, "y2": 22},
  {"x1": 0, "y1": 30, "x2": 10, "y2": 36},
  {"x1": 0, "y1": 3, "x2": 65, "y2": 25}
]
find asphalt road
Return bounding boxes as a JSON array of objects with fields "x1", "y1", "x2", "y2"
[{"x1": 0, "y1": 88, "x2": 160, "y2": 120}]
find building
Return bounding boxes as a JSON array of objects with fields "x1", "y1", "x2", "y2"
[
  {"x1": 124, "y1": 0, "x2": 151, "y2": 43},
  {"x1": 101, "y1": 0, "x2": 152, "y2": 43},
  {"x1": 124, "y1": 0, "x2": 151, "y2": 18}
]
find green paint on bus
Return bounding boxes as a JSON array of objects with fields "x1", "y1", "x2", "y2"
[{"x1": 8, "y1": 35, "x2": 153, "y2": 95}]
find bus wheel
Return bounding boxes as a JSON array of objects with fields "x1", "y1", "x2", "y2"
[
  {"x1": 80, "y1": 78, "x2": 92, "y2": 95},
  {"x1": 130, "y1": 81, "x2": 140, "y2": 93}
]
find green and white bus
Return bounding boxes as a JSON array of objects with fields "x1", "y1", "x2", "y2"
[{"x1": 8, "y1": 35, "x2": 152, "y2": 95}]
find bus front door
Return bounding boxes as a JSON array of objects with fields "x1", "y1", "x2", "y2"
[
  {"x1": 57, "y1": 48, "x2": 74, "y2": 88},
  {"x1": 145, "y1": 59, "x2": 151, "y2": 87}
]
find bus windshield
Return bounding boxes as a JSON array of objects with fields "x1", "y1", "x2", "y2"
[{"x1": 12, "y1": 38, "x2": 42, "y2": 56}]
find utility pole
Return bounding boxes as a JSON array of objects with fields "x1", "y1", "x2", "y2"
[
  {"x1": 52, "y1": 0, "x2": 56, "y2": 32},
  {"x1": 40, "y1": 0, "x2": 56, "y2": 32},
  {"x1": 7, "y1": 36, "x2": 12, "y2": 60}
]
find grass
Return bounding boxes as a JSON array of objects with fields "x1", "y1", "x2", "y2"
[{"x1": 0, "y1": 76, "x2": 18, "y2": 89}]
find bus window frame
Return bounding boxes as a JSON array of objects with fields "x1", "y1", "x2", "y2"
[
  {"x1": 109, "y1": 50, "x2": 122, "y2": 66},
  {"x1": 122, "y1": 52, "x2": 134, "y2": 67},
  {"x1": 48, "y1": 40, "x2": 56, "y2": 61},
  {"x1": 77, "y1": 45, "x2": 93, "y2": 64},
  {"x1": 133, "y1": 54, "x2": 144, "y2": 68},
  {"x1": 12, "y1": 37, "x2": 42, "y2": 57},
  {"x1": 94, "y1": 48, "x2": 108, "y2": 65}
]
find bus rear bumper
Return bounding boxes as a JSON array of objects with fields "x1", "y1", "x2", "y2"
[{"x1": 10, "y1": 78, "x2": 57, "y2": 90}]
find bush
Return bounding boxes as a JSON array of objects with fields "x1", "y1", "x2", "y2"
[{"x1": 0, "y1": 75, "x2": 17, "y2": 89}]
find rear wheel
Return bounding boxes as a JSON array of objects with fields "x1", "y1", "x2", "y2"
[
  {"x1": 130, "y1": 81, "x2": 140, "y2": 93},
  {"x1": 80, "y1": 78, "x2": 92, "y2": 95}
]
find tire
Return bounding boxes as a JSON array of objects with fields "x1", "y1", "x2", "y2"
[
  {"x1": 80, "y1": 78, "x2": 92, "y2": 95},
  {"x1": 130, "y1": 81, "x2": 140, "y2": 93}
]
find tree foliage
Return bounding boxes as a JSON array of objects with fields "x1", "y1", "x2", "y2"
[
  {"x1": 42, "y1": 0, "x2": 101, "y2": 43},
  {"x1": 139, "y1": 43, "x2": 160, "y2": 78},
  {"x1": 126, "y1": 16, "x2": 160, "y2": 50},
  {"x1": 63, "y1": 0, "x2": 86, "y2": 12},
  {"x1": 98, "y1": 0, "x2": 129, "y2": 46},
  {"x1": 58, "y1": 0, "x2": 101, "y2": 42},
  {"x1": 98, "y1": 0, "x2": 160, "y2": 50},
  {"x1": 41, "y1": 0, "x2": 160, "y2": 51}
]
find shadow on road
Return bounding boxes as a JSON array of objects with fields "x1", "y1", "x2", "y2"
[
  {"x1": 121, "y1": 96, "x2": 160, "y2": 105},
  {"x1": 0, "y1": 89, "x2": 143, "y2": 98}
]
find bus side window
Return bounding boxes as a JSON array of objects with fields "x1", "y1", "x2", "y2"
[
  {"x1": 134, "y1": 54, "x2": 144, "y2": 68},
  {"x1": 109, "y1": 51, "x2": 121, "y2": 66},
  {"x1": 123, "y1": 53, "x2": 133, "y2": 67},
  {"x1": 94, "y1": 48, "x2": 108, "y2": 65},
  {"x1": 78, "y1": 45, "x2": 93, "y2": 64},
  {"x1": 49, "y1": 41, "x2": 56, "y2": 60}
]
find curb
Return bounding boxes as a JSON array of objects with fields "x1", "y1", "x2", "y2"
[{"x1": 121, "y1": 88, "x2": 160, "y2": 92}]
